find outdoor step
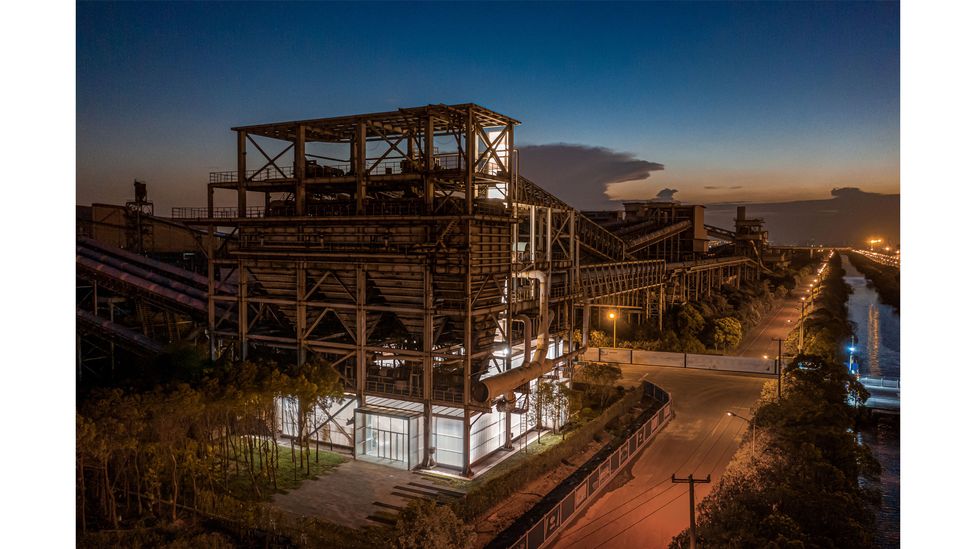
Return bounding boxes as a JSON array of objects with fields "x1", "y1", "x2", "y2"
[
  {"x1": 372, "y1": 501, "x2": 405, "y2": 512},
  {"x1": 366, "y1": 514, "x2": 397, "y2": 526},
  {"x1": 406, "y1": 481, "x2": 464, "y2": 498},
  {"x1": 391, "y1": 491, "x2": 449, "y2": 506},
  {"x1": 393, "y1": 484, "x2": 443, "y2": 497}
]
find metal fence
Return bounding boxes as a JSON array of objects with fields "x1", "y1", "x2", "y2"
[{"x1": 495, "y1": 382, "x2": 673, "y2": 549}]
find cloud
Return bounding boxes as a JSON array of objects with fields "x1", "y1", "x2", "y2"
[
  {"x1": 518, "y1": 143, "x2": 664, "y2": 210},
  {"x1": 830, "y1": 187, "x2": 882, "y2": 199},
  {"x1": 704, "y1": 185, "x2": 743, "y2": 190},
  {"x1": 654, "y1": 188, "x2": 679, "y2": 201},
  {"x1": 704, "y1": 187, "x2": 900, "y2": 246}
]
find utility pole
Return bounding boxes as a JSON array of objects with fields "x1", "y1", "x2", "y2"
[
  {"x1": 771, "y1": 337, "x2": 785, "y2": 399},
  {"x1": 798, "y1": 298, "x2": 807, "y2": 353},
  {"x1": 672, "y1": 473, "x2": 711, "y2": 549}
]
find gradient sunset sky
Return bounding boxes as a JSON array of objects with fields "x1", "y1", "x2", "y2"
[{"x1": 77, "y1": 1, "x2": 899, "y2": 212}]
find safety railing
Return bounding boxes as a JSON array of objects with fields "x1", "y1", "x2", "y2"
[
  {"x1": 490, "y1": 381, "x2": 673, "y2": 549},
  {"x1": 208, "y1": 153, "x2": 467, "y2": 184},
  {"x1": 432, "y1": 387, "x2": 464, "y2": 404},
  {"x1": 576, "y1": 215, "x2": 627, "y2": 261},
  {"x1": 365, "y1": 379, "x2": 423, "y2": 400},
  {"x1": 173, "y1": 198, "x2": 508, "y2": 220},
  {"x1": 171, "y1": 206, "x2": 265, "y2": 219},
  {"x1": 577, "y1": 259, "x2": 667, "y2": 299}
]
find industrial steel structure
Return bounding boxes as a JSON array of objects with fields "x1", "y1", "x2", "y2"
[{"x1": 79, "y1": 104, "x2": 767, "y2": 475}]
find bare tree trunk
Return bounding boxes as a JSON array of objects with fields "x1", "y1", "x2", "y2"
[
  {"x1": 104, "y1": 459, "x2": 118, "y2": 529},
  {"x1": 170, "y1": 451, "x2": 179, "y2": 522},
  {"x1": 79, "y1": 456, "x2": 87, "y2": 534}
]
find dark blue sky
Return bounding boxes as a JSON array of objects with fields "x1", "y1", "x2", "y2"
[{"x1": 77, "y1": 1, "x2": 899, "y2": 212}]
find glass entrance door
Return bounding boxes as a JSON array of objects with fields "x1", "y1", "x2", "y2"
[{"x1": 356, "y1": 411, "x2": 410, "y2": 468}]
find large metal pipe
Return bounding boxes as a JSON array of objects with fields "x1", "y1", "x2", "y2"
[
  {"x1": 78, "y1": 237, "x2": 220, "y2": 289},
  {"x1": 76, "y1": 255, "x2": 209, "y2": 313},
  {"x1": 472, "y1": 271, "x2": 553, "y2": 404},
  {"x1": 513, "y1": 314, "x2": 533, "y2": 367},
  {"x1": 77, "y1": 308, "x2": 165, "y2": 355},
  {"x1": 77, "y1": 246, "x2": 209, "y2": 301}
]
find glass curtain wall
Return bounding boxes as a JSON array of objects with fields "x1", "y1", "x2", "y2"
[{"x1": 355, "y1": 410, "x2": 420, "y2": 470}]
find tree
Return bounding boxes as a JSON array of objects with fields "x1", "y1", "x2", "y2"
[
  {"x1": 535, "y1": 381, "x2": 570, "y2": 434},
  {"x1": 576, "y1": 362, "x2": 622, "y2": 408},
  {"x1": 393, "y1": 499, "x2": 475, "y2": 549},
  {"x1": 711, "y1": 317, "x2": 743, "y2": 351},
  {"x1": 588, "y1": 330, "x2": 610, "y2": 348},
  {"x1": 675, "y1": 304, "x2": 705, "y2": 336}
]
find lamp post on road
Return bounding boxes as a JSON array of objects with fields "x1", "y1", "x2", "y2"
[
  {"x1": 608, "y1": 311, "x2": 617, "y2": 348},
  {"x1": 798, "y1": 297, "x2": 807, "y2": 353},
  {"x1": 772, "y1": 337, "x2": 785, "y2": 399},
  {"x1": 727, "y1": 411, "x2": 755, "y2": 461}
]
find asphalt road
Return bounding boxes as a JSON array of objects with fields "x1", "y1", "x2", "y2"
[
  {"x1": 550, "y1": 365, "x2": 769, "y2": 549},
  {"x1": 735, "y1": 270, "x2": 822, "y2": 360}
]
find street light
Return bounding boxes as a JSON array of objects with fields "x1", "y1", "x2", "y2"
[
  {"x1": 799, "y1": 297, "x2": 807, "y2": 353},
  {"x1": 726, "y1": 411, "x2": 755, "y2": 461},
  {"x1": 771, "y1": 337, "x2": 785, "y2": 399},
  {"x1": 608, "y1": 311, "x2": 617, "y2": 349}
]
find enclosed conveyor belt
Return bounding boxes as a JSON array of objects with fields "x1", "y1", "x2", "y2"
[
  {"x1": 625, "y1": 220, "x2": 692, "y2": 254},
  {"x1": 704, "y1": 225, "x2": 736, "y2": 241},
  {"x1": 515, "y1": 176, "x2": 629, "y2": 262},
  {"x1": 77, "y1": 308, "x2": 165, "y2": 356},
  {"x1": 76, "y1": 238, "x2": 235, "y2": 320},
  {"x1": 77, "y1": 245, "x2": 209, "y2": 302},
  {"x1": 76, "y1": 255, "x2": 209, "y2": 314},
  {"x1": 78, "y1": 237, "x2": 236, "y2": 293},
  {"x1": 666, "y1": 256, "x2": 758, "y2": 271}
]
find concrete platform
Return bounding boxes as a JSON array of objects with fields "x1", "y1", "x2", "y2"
[{"x1": 272, "y1": 459, "x2": 466, "y2": 529}]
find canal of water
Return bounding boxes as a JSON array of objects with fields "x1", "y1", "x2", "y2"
[{"x1": 841, "y1": 254, "x2": 899, "y2": 548}]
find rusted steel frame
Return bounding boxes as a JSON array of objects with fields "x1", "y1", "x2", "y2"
[
  {"x1": 474, "y1": 124, "x2": 508, "y2": 171},
  {"x1": 350, "y1": 121, "x2": 366, "y2": 215},
  {"x1": 295, "y1": 261, "x2": 307, "y2": 365},
  {"x1": 355, "y1": 265, "x2": 366, "y2": 401},
  {"x1": 463, "y1": 218, "x2": 474, "y2": 475},
  {"x1": 220, "y1": 294, "x2": 428, "y2": 316},
  {"x1": 245, "y1": 302, "x2": 265, "y2": 333},
  {"x1": 422, "y1": 259, "x2": 434, "y2": 465},
  {"x1": 365, "y1": 123, "x2": 409, "y2": 170},
  {"x1": 310, "y1": 397, "x2": 357, "y2": 444},
  {"x1": 424, "y1": 115, "x2": 435, "y2": 210},
  {"x1": 304, "y1": 269, "x2": 333, "y2": 299},
  {"x1": 245, "y1": 135, "x2": 294, "y2": 181},
  {"x1": 465, "y1": 108, "x2": 475, "y2": 215},
  {"x1": 238, "y1": 258, "x2": 248, "y2": 359},
  {"x1": 76, "y1": 259, "x2": 208, "y2": 314},
  {"x1": 294, "y1": 125, "x2": 306, "y2": 216},
  {"x1": 302, "y1": 307, "x2": 331, "y2": 338},
  {"x1": 237, "y1": 131, "x2": 247, "y2": 216}
]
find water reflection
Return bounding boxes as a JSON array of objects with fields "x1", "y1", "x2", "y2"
[
  {"x1": 841, "y1": 255, "x2": 900, "y2": 548},
  {"x1": 841, "y1": 256, "x2": 900, "y2": 378}
]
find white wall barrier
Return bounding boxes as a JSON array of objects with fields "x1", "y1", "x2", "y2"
[{"x1": 582, "y1": 347, "x2": 776, "y2": 375}]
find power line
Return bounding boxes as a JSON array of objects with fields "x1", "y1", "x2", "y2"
[
  {"x1": 559, "y1": 415, "x2": 740, "y2": 547},
  {"x1": 558, "y1": 415, "x2": 734, "y2": 545},
  {"x1": 568, "y1": 417, "x2": 748, "y2": 548},
  {"x1": 688, "y1": 415, "x2": 740, "y2": 472},
  {"x1": 592, "y1": 488, "x2": 688, "y2": 549},
  {"x1": 561, "y1": 483, "x2": 682, "y2": 548},
  {"x1": 702, "y1": 421, "x2": 748, "y2": 474}
]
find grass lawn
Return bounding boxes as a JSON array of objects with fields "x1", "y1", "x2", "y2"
[
  {"x1": 467, "y1": 432, "x2": 563, "y2": 490},
  {"x1": 226, "y1": 440, "x2": 346, "y2": 501}
]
